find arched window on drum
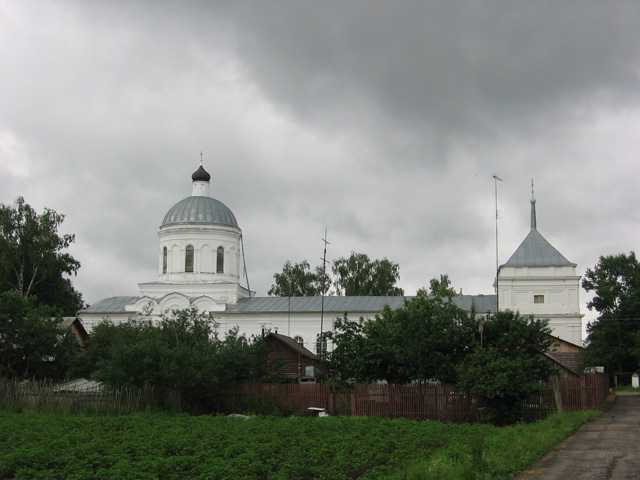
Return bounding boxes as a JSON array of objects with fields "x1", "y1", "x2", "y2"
[
  {"x1": 216, "y1": 246, "x2": 224, "y2": 274},
  {"x1": 185, "y1": 245, "x2": 194, "y2": 273},
  {"x1": 162, "y1": 247, "x2": 168, "y2": 274}
]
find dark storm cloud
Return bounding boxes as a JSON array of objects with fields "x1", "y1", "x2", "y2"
[
  {"x1": 1, "y1": 0, "x2": 640, "y2": 335},
  {"x1": 227, "y1": 1, "x2": 640, "y2": 140}
]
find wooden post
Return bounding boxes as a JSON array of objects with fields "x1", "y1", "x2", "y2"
[
  {"x1": 552, "y1": 376, "x2": 564, "y2": 415},
  {"x1": 328, "y1": 389, "x2": 334, "y2": 415},
  {"x1": 350, "y1": 391, "x2": 357, "y2": 416}
]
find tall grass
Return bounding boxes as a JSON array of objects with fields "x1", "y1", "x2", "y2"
[{"x1": 388, "y1": 410, "x2": 601, "y2": 479}]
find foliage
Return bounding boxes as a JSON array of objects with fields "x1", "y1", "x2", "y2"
[
  {"x1": 0, "y1": 197, "x2": 83, "y2": 315},
  {"x1": 457, "y1": 311, "x2": 554, "y2": 425},
  {"x1": 0, "y1": 409, "x2": 600, "y2": 480},
  {"x1": 0, "y1": 291, "x2": 80, "y2": 380},
  {"x1": 332, "y1": 251, "x2": 404, "y2": 296},
  {"x1": 581, "y1": 252, "x2": 640, "y2": 374},
  {"x1": 269, "y1": 252, "x2": 404, "y2": 297},
  {"x1": 83, "y1": 308, "x2": 271, "y2": 410},
  {"x1": 268, "y1": 260, "x2": 326, "y2": 296},
  {"x1": 326, "y1": 275, "x2": 474, "y2": 384}
]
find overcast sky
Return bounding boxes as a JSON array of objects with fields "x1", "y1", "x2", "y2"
[{"x1": 2, "y1": 1, "x2": 640, "y2": 330}]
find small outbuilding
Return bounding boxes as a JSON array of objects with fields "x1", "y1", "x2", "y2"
[{"x1": 265, "y1": 332, "x2": 322, "y2": 382}]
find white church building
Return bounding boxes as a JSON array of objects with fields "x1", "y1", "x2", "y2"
[{"x1": 79, "y1": 163, "x2": 583, "y2": 352}]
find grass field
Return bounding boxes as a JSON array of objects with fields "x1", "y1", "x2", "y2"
[{"x1": 0, "y1": 410, "x2": 600, "y2": 479}]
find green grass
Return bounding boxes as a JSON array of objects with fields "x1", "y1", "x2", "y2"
[
  {"x1": 0, "y1": 410, "x2": 601, "y2": 479},
  {"x1": 613, "y1": 384, "x2": 639, "y2": 392}
]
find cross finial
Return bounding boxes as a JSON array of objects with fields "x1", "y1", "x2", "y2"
[
  {"x1": 531, "y1": 178, "x2": 535, "y2": 199},
  {"x1": 200, "y1": 151, "x2": 203, "y2": 166}
]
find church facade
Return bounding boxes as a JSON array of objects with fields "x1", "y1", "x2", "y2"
[{"x1": 79, "y1": 163, "x2": 582, "y2": 353}]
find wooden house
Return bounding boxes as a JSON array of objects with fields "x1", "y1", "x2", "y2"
[{"x1": 265, "y1": 332, "x2": 322, "y2": 382}]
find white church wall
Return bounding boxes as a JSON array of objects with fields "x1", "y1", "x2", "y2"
[{"x1": 499, "y1": 264, "x2": 583, "y2": 345}]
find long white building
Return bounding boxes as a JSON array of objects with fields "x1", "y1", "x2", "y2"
[{"x1": 79, "y1": 163, "x2": 581, "y2": 352}]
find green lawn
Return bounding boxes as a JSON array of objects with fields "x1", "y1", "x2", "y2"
[{"x1": 0, "y1": 410, "x2": 600, "y2": 479}]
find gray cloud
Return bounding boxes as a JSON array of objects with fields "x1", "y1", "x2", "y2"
[{"x1": 2, "y1": 1, "x2": 640, "y2": 335}]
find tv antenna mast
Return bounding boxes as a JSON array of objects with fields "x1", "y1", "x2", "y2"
[
  {"x1": 493, "y1": 173, "x2": 503, "y2": 311},
  {"x1": 319, "y1": 229, "x2": 330, "y2": 354}
]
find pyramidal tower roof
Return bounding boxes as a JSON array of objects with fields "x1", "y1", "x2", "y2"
[{"x1": 502, "y1": 196, "x2": 575, "y2": 268}]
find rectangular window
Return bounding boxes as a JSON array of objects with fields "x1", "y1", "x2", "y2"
[{"x1": 534, "y1": 295, "x2": 545, "y2": 304}]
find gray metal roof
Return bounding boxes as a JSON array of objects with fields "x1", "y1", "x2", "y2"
[
  {"x1": 502, "y1": 228, "x2": 574, "y2": 267},
  {"x1": 226, "y1": 296, "x2": 407, "y2": 314},
  {"x1": 161, "y1": 196, "x2": 238, "y2": 228},
  {"x1": 79, "y1": 294, "x2": 496, "y2": 315},
  {"x1": 226, "y1": 294, "x2": 496, "y2": 314},
  {"x1": 80, "y1": 296, "x2": 138, "y2": 313}
]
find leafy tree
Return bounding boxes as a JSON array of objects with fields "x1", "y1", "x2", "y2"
[
  {"x1": 0, "y1": 197, "x2": 83, "y2": 315},
  {"x1": 325, "y1": 275, "x2": 473, "y2": 384},
  {"x1": 326, "y1": 312, "x2": 407, "y2": 384},
  {"x1": 581, "y1": 252, "x2": 640, "y2": 375},
  {"x1": 332, "y1": 252, "x2": 404, "y2": 296},
  {"x1": 84, "y1": 308, "x2": 271, "y2": 410},
  {"x1": 268, "y1": 260, "x2": 325, "y2": 296},
  {"x1": 0, "y1": 291, "x2": 80, "y2": 380},
  {"x1": 394, "y1": 286, "x2": 476, "y2": 384},
  {"x1": 457, "y1": 311, "x2": 554, "y2": 425}
]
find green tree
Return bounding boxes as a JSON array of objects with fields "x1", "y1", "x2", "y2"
[
  {"x1": 581, "y1": 252, "x2": 640, "y2": 375},
  {"x1": 457, "y1": 311, "x2": 554, "y2": 425},
  {"x1": 325, "y1": 312, "x2": 407, "y2": 384},
  {"x1": 394, "y1": 285, "x2": 476, "y2": 384},
  {"x1": 268, "y1": 260, "x2": 325, "y2": 296},
  {"x1": 0, "y1": 291, "x2": 79, "y2": 380},
  {"x1": 325, "y1": 275, "x2": 473, "y2": 384},
  {"x1": 84, "y1": 308, "x2": 271, "y2": 410},
  {"x1": 332, "y1": 252, "x2": 404, "y2": 296},
  {"x1": 0, "y1": 197, "x2": 83, "y2": 315}
]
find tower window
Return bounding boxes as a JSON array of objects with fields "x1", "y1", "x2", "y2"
[
  {"x1": 162, "y1": 247, "x2": 167, "y2": 274},
  {"x1": 293, "y1": 336, "x2": 304, "y2": 345},
  {"x1": 216, "y1": 246, "x2": 224, "y2": 274},
  {"x1": 185, "y1": 245, "x2": 194, "y2": 273},
  {"x1": 534, "y1": 295, "x2": 545, "y2": 304}
]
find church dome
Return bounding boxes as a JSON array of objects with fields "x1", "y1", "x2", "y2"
[
  {"x1": 161, "y1": 196, "x2": 238, "y2": 228},
  {"x1": 192, "y1": 164, "x2": 211, "y2": 182}
]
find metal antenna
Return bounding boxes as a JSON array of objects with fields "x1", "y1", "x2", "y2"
[
  {"x1": 319, "y1": 229, "x2": 330, "y2": 354},
  {"x1": 493, "y1": 173, "x2": 503, "y2": 312},
  {"x1": 240, "y1": 233, "x2": 251, "y2": 298}
]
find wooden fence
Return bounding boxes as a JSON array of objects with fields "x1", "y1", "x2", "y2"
[
  {"x1": 0, "y1": 373, "x2": 609, "y2": 421},
  {"x1": 217, "y1": 373, "x2": 610, "y2": 422},
  {"x1": 0, "y1": 379, "x2": 182, "y2": 414}
]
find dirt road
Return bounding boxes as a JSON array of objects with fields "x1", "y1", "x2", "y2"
[{"x1": 517, "y1": 392, "x2": 640, "y2": 479}]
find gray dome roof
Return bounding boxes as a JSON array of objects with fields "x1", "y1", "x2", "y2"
[{"x1": 161, "y1": 196, "x2": 238, "y2": 228}]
